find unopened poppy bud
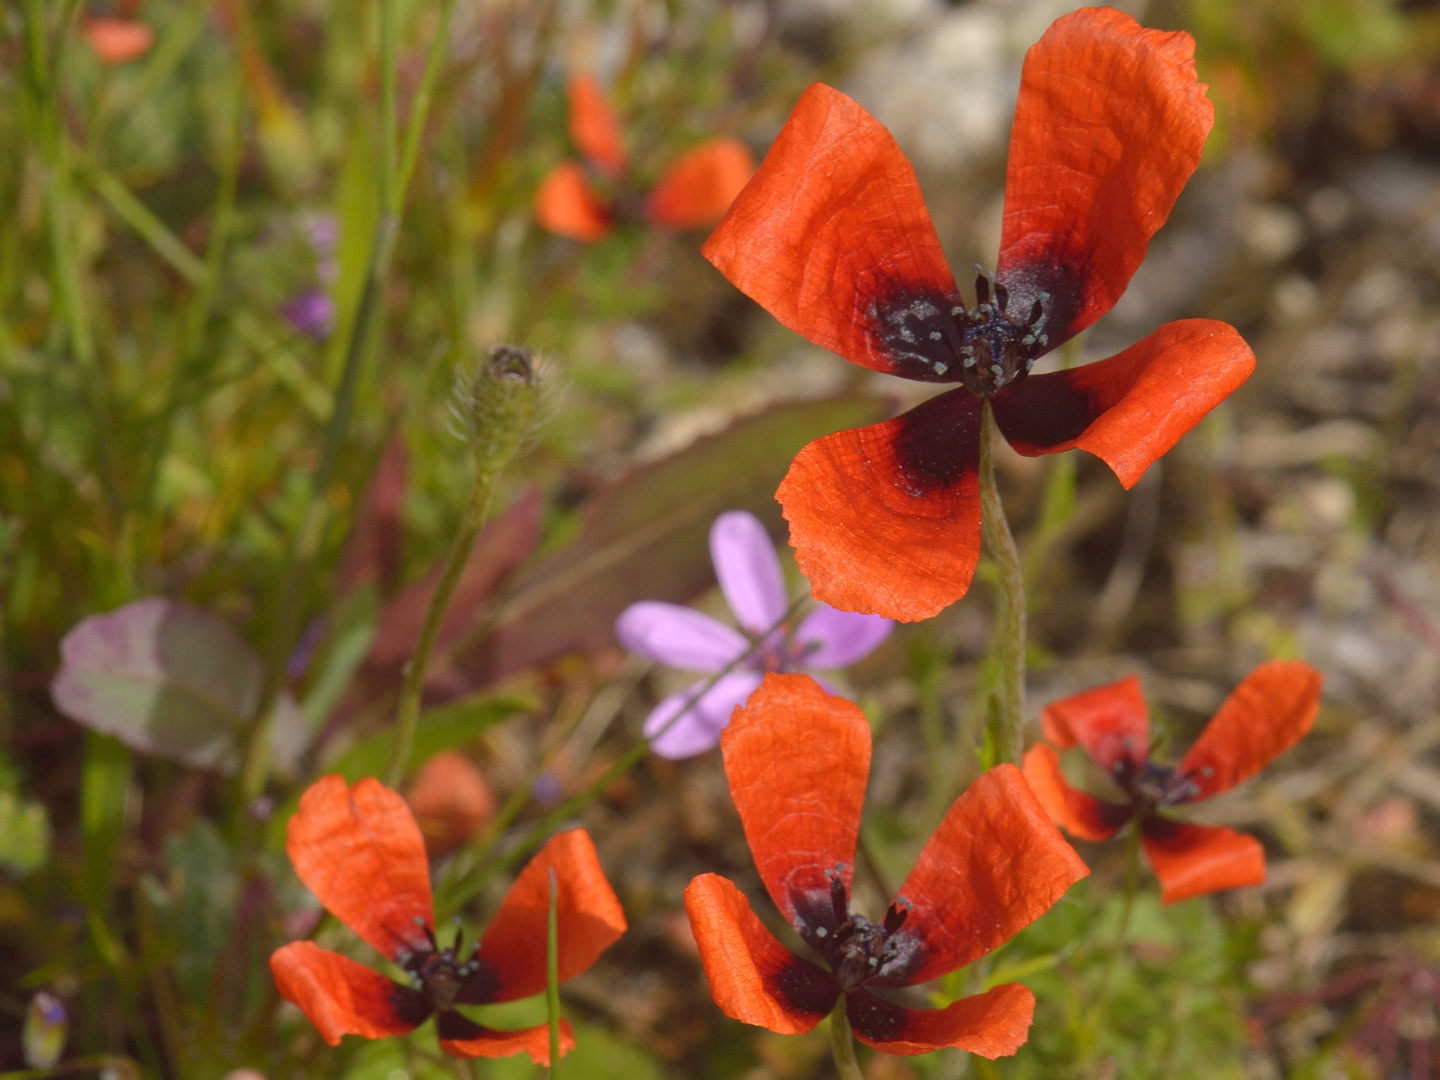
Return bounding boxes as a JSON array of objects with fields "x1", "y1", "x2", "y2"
[
  {"x1": 453, "y1": 344, "x2": 542, "y2": 475},
  {"x1": 23, "y1": 991, "x2": 66, "y2": 1069}
]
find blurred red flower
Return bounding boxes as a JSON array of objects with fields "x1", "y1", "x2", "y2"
[
  {"x1": 535, "y1": 74, "x2": 755, "y2": 242},
  {"x1": 407, "y1": 750, "x2": 496, "y2": 857},
  {"x1": 684, "y1": 673, "x2": 1087, "y2": 1057},
  {"x1": 270, "y1": 776, "x2": 625, "y2": 1063},
  {"x1": 83, "y1": 15, "x2": 154, "y2": 64},
  {"x1": 703, "y1": 7, "x2": 1256, "y2": 622},
  {"x1": 1021, "y1": 660, "x2": 1323, "y2": 904}
]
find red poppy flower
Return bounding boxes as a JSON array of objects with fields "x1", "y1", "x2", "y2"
[
  {"x1": 270, "y1": 776, "x2": 626, "y2": 1063},
  {"x1": 684, "y1": 673, "x2": 1087, "y2": 1057},
  {"x1": 702, "y1": 7, "x2": 1256, "y2": 622},
  {"x1": 1021, "y1": 660, "x2": 1322, "y2": 904},
  {"x1": 82, "y1": 15, "x2": 154, "y2": 64},
  {"x1": 535, "y1": 74, "x2": 756, "y2": 242}
]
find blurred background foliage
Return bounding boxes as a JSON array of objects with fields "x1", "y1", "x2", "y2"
[{"x1": 5, "y1": 0, "x2": 1440, "y2": 1077}]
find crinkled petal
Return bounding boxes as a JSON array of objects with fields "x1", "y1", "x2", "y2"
[
  {"x1": 710, "y1": 511, "x2": 788, "y2": 635},
  {"x1": 1141, "y1": 818, "x2": 1265, "y2": 904},
  {"x1": 683, "y1": 873, "x2": 838, "y2": 1035},
  {"x1": 997, "y1": 7, "x2": 1214, "y2": 349},
  {"x1": 1039, "y1": 675, "x2": 1150, "y2": 776},
  {"x1": 778, "y1": 388, "x2": 983, "y2": 623},
  {"x1": 647, "y1": 138, "x2": 756, "y2": 230},
  {"x1": 1021, "y1": 743, "x2": 1131, "y2": 843},
  {"x1": 566, "y1": 74, "x2": 625, "y2": 175},
  {"x1": 883, "y1": 765, "x2": 1089, "y2": 987},
  {"x1": 992, "y1": 320, "x2": 1255, "y2": 489},
  {"x1": 465, "y1": 829, "x2": 626, "y2": 1004},
  {"x1": 535, "y1": 162, "x2": 611, "y2": 242},
  {"x1": 703, "y1": 84, "x2": 963, "y2": 383},
  {"x1": 270, "y1": 942, "x2": 428, "y2": 1044},
  {"x1": 1179, "y1": 660, "x2": 1323, "y2": 800},
  {"x1": 438, "y1": 1010, "x2": 574, "y2": 1064},
  {"x1": 615, "y1": 601, "x2": 747, "y2": 671},
  {"x1": 846, "y1": 983, "x2": 1035, "y2": 1058},
  {"x1": 721, "y1": 674, "x2": 868, "y2": 944},
  {"x1": 793, "y1": 604, "x2": 893, "y2": 668},
  {"x1": 643, "y1": 672, "x2": 765, "y2": 759},
  {"x1": 285, "y1": 776, "x2": 433, "y2": 960}
]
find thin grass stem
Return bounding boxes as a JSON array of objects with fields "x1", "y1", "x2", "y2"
[{"x1": 978, "y1": 400, "x2": 1026, "y2": 765}]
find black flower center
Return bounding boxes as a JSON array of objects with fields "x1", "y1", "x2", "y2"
[
  {"x1": 397, "y1": 918, "x2": 482, "y2": 1012},
  {"x1": 1113, "y1": 759, "x2": 1199, "y2": 814},
  {"x1": 873, "y1": 268, "x2": 1050, "y2": 395},
  {"x1": 812, "y1": 866, "x2": 917, "y2": 991}
]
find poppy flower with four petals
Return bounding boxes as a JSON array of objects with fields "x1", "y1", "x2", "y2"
[
  {"x1": 616, "y1": 510, "x2": 892, "y2": 759},
  {"x1": 536, "y1": 74, "x2": 756, "y2": 242},
  {"x1": 270, "y1": 776, "x2": 626, "y2": 1063},
  {"x1": 1021, "y1": 660, "x2": 1323, "y2": 904},
  {"x1": 684, "y1": 673, "x2": 1088, "y2": 1057},
  {"x1": 703, "y1": 6, "x2": 1257, "y2": 621}
]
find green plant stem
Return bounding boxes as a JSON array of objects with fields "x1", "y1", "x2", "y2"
[
  {"x1": 386, "y1": 453, "x2": 503, "y2": 787},
  {"x1": 829, "y1": 998, "x2": 864, "y2": 1080},
  {"x1": 1091, "y1": 819, "x2": 1144, "y2": 1044},
  {"x1": 235, "y1": 0, "x2": 457, "y2": 807},
  {"x1": 979, "y1": 400, "x2": 1026, "y2": 765},
  {"x1": 546, "y1": 867, "x2": 562, "y2": 1078}
]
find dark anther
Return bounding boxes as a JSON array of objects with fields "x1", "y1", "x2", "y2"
[
  {"x1": 829, "y1": 871, "x2": 849, "y2": 926},
  {"x1": 993, "y1": 282, "x2": 1009, "y2": 314},
  {"x1": 974, "y1": 271, "x2": 991, "y2": 306},
  {"x1": 883, "y1": 902, "x2": 909, "y2": 934},
  {"x1": 1028, "y1": 299, "x2": 1044, "y2": 326}
]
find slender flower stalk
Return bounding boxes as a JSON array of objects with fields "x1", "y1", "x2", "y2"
[
  {"x1": 387, "y1": 347, "x2": 540, "y2": 787},
  {"x1": 829, "y1": 1000, "x2": 865, "y2": 1080},
  {"x1": 237, "y1": 0, "x2": 458, "y2": 807},
  {"x1": 979, "y1": 402, "x2": 1025, "y2": 765}
]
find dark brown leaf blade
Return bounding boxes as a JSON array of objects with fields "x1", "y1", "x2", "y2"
[{"x1": 446, "y1": 397, "x2": 891, "y2": 690}]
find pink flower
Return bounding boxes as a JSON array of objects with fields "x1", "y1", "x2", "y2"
[{"x1": 615, "y1": 511, "x2": 892, "y2": 759}]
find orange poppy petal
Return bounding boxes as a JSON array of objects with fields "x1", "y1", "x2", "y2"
[
  {"x1": 703, "y1": 83, "x2": 962, "y2": 382},
  {"x1": 885, "y1": 765, "x2": 1088, "y2": 987},
  {"x1": 535, "y1": 163, "x2": 611, "y2": 242},
  {"x1": 1039, "y1": 675, "x2": 1149, "y2": 775},
  {"x1": 1020, "y1": 743, "x2": 1130, "y2": 843},
  {"x1": 286, "y1": 776, "x2": 433, "y2": 960},
  {"x1": 683, "y1": 873, "x2": 838, "y2": 1034},
  {"x1": 846, "y1": 983, "x2": 1034, "y2": 1058},
  {"x1": 467, "y1": 829, "x2": 626, "y2": 1004},
  {"x1": 1178, "y1": 660, "x2": 1323, "y2": 800},
  {"x1": 270, "y1": 941, "x2": 428, "y2": 1044},
  {"x1": 991, "y1": 320, "x2": 1256, "y2": 489},
  {"x1": 566, "y1": 74, "x2": 625, "y2": 175},
  {"x1": 407, "y1": 750, "x2": 496, "y2": 858},
  {"x1": 1141, "y1": 818, "x2": 1264, "y2": 904},
  {"x1": 778, "y1": 389, "x2": 983, "y2": 623},
  {"x1": 438, "y1": 1011, "x2": 574, "y2": 1064},
  {"x1": 721, "y1": 673, "x2": 869, "y2": 939},
  {"x1": 647, "y1": 138, "x2": 757, "y2": 230},
  {"x1": 996, "y1": 7, "x2": 1213, "y2": 349},
  {"x1": 83, "y1": 17, "x2": 154, "y2": 64}
]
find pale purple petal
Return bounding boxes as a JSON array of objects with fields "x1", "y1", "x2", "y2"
[
  {"x1": 281, "y1": 289, "x2": 335, "y2": 339},
  {"x1": 643, "y1": 672, "x2": 765, "y2": 759},
  {"x1": 710, "y1": 511, "x2": 787, "y2": 635},
  {"x1": 793, "y1": 604, "x2": 894, "y2": 668},
  {"x1": 615, "y1": 601, "x2": 747, "y2": 672}
]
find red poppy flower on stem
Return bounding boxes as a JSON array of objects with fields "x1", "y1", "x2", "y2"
[
  {"x1": 684, "y1": 673, "x2": 1087, "y2": 1057},
  {"x1": 535, "y1": 74, "x2": 756, "y2": 242},
  {"x1": 1021, "y1": 660, "x2": 1323, "y2": 904},
  {"x1": 703, "y1": 7, "x2": 1256, "y2": 621},
  {"x1": 270, "y1": 776, "x2": 626, "y2": 1062}
]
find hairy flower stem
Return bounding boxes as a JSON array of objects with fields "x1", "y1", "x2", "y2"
[
  {"x1": 235, "y1": 0, "x2": 458, "y2": 810},
  {"x1": 830, "y1": 999, "x2": 865, "y2": 1080},
  {"x1": 546, "y1": 868, "x2": 562, "y2": 1078},
  {"x1": 979, "y1": 400, "x2": 1026, "y2": 766},
  {"x1": 386, "y1": 350, "x2": 538, "y2": 787}
]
